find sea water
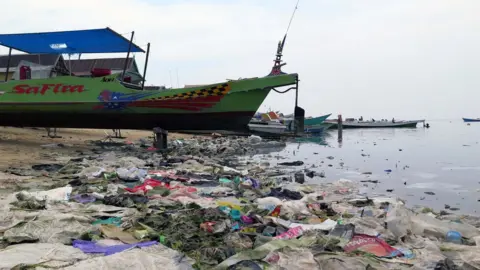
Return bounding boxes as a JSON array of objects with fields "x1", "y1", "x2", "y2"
[{"x1": 263, "y1": 120, "x2": 480, "y2": 215}]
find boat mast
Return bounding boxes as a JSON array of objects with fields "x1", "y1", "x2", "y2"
[
  {"x1": 267, "y1": 0, "x2": 299, "y2": 76},
  {"x1": 121, "y1": 31, "x2": 135, "y2": 81},
  {"x1": 176, "y1": 69, "x2": 180, "y2": 88},
  {"x1": 267, "y1": 36, "x2": 287, "y2": 77},
  {"x1": 141, "y1": 43, "x2": 150, "y2": 90}
]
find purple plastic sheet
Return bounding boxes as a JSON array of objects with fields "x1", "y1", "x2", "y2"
[
  {"x1": 72, "y1": 240, "x2": 158, "y2": 256},
  {"x1": 72, "y1": 194, "x2": 96, "y2": 204},
  {"x1": 245, "y1": 177, "x2": 260, "y2": 189}
]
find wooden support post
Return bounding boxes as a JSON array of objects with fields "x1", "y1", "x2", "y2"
[
  {"x1": 338, "y1": 114, "x2": 343, "y2": 142},
  {"x1": 4, "y1": 48, "x2": 12, "y2": 82},
  {"x1": 112, "y1": 129, "x2": 122, "y2": 138},
  {"x1": 153, "y1": 127, "x2": 168, "y2": 149},
  {"x1": 293, "y1": 76, "x2": 304, "y2": 136}
]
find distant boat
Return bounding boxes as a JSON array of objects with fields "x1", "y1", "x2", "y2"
[
  {"x1": 462, "y1": 118, "x2": 480, "y2": 122},
  {"x1": 282, "y1": 113, "x2": 331, "y2": 131},
  {"x1": 325, "y1": 119, "x2": 425, "y2": 129},
  {"x1": 304, "y1": 113, "x2": 332, "y2": 126},
  {"x1": 248, "y1": 119, "x2": 286, "y2": 135},
  {"x1": 249, "y1": 112, "x2": 335, "y2": 135}
]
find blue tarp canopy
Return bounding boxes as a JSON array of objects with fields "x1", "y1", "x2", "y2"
[{"x1": 0, "y1": 27, "x2": 145, "y2": 54}]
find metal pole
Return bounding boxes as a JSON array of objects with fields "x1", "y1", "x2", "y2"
[
  {"x1": 294, "y1": 76, "x2": 300, "y2": 135},
  {"x1": 4, "y1": 47, "x2": 12, "y2": 82},
  {"x1": 295, "y1": 76, "x2": 299, "y2": 108},
  {"x1": 141, "y1": 43, "x2": 150, "y2": 89},
  {"x1": 121, "y1": 31, "x2": 135, "y2": 81}
]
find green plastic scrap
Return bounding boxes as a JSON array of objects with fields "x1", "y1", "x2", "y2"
[
  {"x1": 233, "y1": 176, "x2": 241, "y2": 185},
  {"x1": 92, "y1": 217, "x2": 122, "y2": 227},
  {"x1": 159, "y1": 235, "x2": 166, "y2": 244},
  {"x1": 219, "y1": 178, "x2": 232, "y2": 184},
  {"x1": 103, "y1": 172, "x2": 118, "y2": 180},
  {"x1": 147, "y1": 186, "x2": 171, "y2": 196}
]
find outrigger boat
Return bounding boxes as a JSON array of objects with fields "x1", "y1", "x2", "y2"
[
  {"x1": 325, "y1": 118, "x2": 425, "y2": 128},
  {"x1": 0, "y1": 28, "x2": 302, "y2": 132}
]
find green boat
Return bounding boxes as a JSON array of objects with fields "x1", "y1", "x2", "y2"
[
  {"x1": 304, "y1": 113, "x2": 332, "y2": 126},
  {"x1": 0, "y1": 28, "x2": 299, "y2": 132}
]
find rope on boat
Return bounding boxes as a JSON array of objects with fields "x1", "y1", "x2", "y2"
[{"x1": 271, "y1": 86, "x2": 297, "y2": 94}]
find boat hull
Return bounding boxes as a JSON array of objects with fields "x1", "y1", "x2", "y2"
[
  {"x1": 0, "y1": 73, "x2": 298, "y2": 131},
  {"x1": 248, "y1": 123, "x2": 286, "y2": 135},
  {"x1": 462, "y1": 118, "x2": 480, "y2": 122},
  {"x1": 304, "y1": 122, "x2": 334, "y2": 133},
  {"x1": 326, "y1": 120, "x2": 423, "y2": 129},
  {"x1": 304, "y1": 113, "x2": 331, "y2": 126},
  {"x1": 0, "y1": 111, "x2": 255, "y2": 131}
]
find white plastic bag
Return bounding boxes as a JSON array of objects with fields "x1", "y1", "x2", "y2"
[
  {"x1": 19, "y1": 186, "x2": 73, "y2": 202},
  {"x1": 116, "y1": 167, "x2": 147, "y2": 182}
]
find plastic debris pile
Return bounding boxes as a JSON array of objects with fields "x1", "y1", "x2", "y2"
[{"x1": 0, "y1": 135, "x2": 480, "y2": 269}]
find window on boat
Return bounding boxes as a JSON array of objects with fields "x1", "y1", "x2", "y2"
[
  {"x1": 117, "y1": 71, "x2": 144, "y2": 90},
  {"x1": 10, "y1": 61, "x2": 59, "y2": 80}
]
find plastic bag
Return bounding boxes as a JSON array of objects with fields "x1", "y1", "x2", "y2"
[
  {"x1": 344, "y1": 234, "x2": 402, "y2": 257},
  {"x1": 116, "y1": 167, "x2": 147, "y2": 182},
  {"x1": 385, "y1": 204, "x2": 414, "y2": 240},
  {"x1": 280, "y1": 200, "x2": 311, "y2": 219},
  {"x1": 17, "y1": 186, "x2": 72, "y2": 202}
]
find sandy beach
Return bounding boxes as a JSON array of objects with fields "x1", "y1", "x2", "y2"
[{"x1": 0, "y1": 127, "x2": 191, "y2": 170}]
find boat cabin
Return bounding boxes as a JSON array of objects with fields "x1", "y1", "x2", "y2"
[
  {"x1": 64, "y1": 57, "x2": 143, "y2": 83},
  {"x1": 0, "y1": 54, "x2": 70, "y2": 80},
  {"x1": 0, "y1": 28, "x2": 150, "y2": 90}
]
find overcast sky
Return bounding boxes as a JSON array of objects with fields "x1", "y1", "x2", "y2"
[{"x1": 1, "y1": 0, "x2": 479, "y2": 120}]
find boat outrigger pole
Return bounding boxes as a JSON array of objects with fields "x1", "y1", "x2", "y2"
[{"x1": 121, "y1": 31, "x2": 135, "y2": 81}]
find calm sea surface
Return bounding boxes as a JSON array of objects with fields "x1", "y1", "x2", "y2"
[{"x1": 265, "y1": 120, "x2": 480, "y2": 215}]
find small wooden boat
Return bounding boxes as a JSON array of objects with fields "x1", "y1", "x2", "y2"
[
  {"x1": 326, "y1": 119, "x2": 425, "y2": 129},
  {"x1": 462, "y1": 118, "x2": 480, "y2": 122},
  {"x1": 248, "y1": 120, "x2": 287, "y2": 135},
  {"x1": 304, "y1": 113, "x2": 331, "y2": 126}
]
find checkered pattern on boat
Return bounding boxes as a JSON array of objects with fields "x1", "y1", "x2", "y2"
[{"x1": 148, "y1": 83, "x2": 231, "y2": 100}]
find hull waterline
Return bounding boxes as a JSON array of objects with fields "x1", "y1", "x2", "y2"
[{"x1": 0, "y1": 111, "x2": 255, "y2": 131}]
